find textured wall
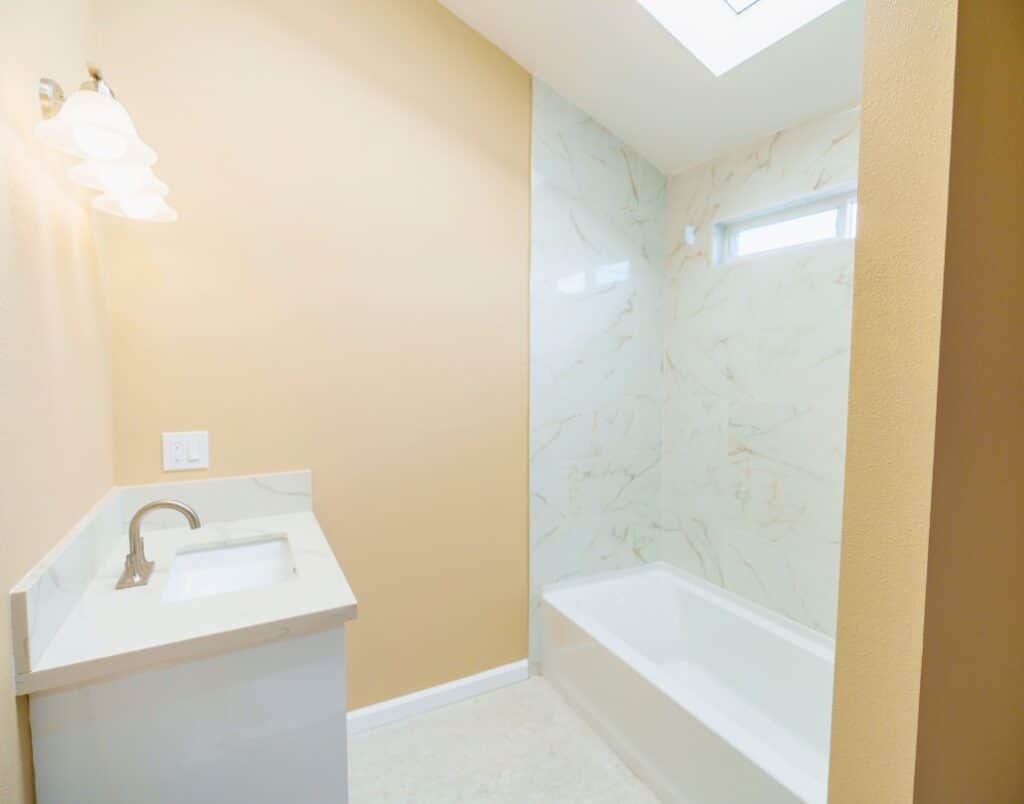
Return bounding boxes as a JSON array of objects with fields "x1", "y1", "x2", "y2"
[
  {"x1": 661, "y1": 110, "x2": 860, "y2": 635},
  {"x1": 529, "y1": 81, "x2": 666, "y2": 660},
  {"x1": 92, "y1": 0, "x2": 531, "y2": 709},
  {"x1": 0, "y1": 3, "x2": 115, "y2": 801},
  {"x1": 913, "y1": 0, "x2": 1024, "y2": 798},
  {"x1": 828, "y1": 0, "x2": 958, "y2": 800}
]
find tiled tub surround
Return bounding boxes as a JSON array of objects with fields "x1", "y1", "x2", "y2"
[
  {"x1": 661, "y1": 109, "x2": 860, "y2": 635},
  {"x1": 530, "y1": 85, "x2": 860, "y2": 653},
  {"x1": 529, "y1": 80, "x2": 667, "y2": 660}
]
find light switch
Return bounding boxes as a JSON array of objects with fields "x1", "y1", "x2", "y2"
[{"x1": 162, "y1": 431, "x2": 209, "y2": 472}]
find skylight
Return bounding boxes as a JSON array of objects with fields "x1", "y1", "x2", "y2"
[
  {"x1": 637, "y1": 0, "x2": 849, "y2": 76},
  {"x1": 723, "y1": 0, "x2": 762, "y2": 13}
]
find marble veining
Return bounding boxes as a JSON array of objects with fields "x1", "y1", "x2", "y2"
[
  {"x1": 21, "y1": 507, "x2": 354, "y2": 695},
  {"x1": 11, "y1": 470, "x2": 317, "y2": 679},
  {"x1": 530, "y1": 83, "x2": 859, "y2": 647},
  {"x1": 529, "y1": 80, "x2": 666, "y2": 660},
  {"x1": 17, "y1": 491, "x2": 122, "y2": 673},
  {"x1": 661, "y1": 109, "x2": 860, "y2": 635},
  {"x1": 116, "y1": 470, "x2": 313, "y2": 530}
]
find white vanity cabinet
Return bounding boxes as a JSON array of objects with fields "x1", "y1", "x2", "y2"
[
  {"x1": 10, "y1": 472, "x2": 357, "y2": 804},
  {"x1": 30, "y1": 628, "x2": 348, "y2": 803}
]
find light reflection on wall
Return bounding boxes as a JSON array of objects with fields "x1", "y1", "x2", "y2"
[
  {"x1": 529, "y1": 80, "x2": 666, "y2": 663},
  {"x1": 555, "y1": 261, "x2": 632, "y2": 296}
]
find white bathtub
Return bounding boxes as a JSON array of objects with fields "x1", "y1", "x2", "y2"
[{"x1": 540, "y1": 563, "x2": 834, "y2": 803}]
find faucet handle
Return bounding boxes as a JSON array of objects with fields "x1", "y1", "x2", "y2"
[{"x1": 116, "y1": 553, "x2": 155, "y2": 589}]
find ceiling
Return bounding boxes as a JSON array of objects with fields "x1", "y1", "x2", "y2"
[{"x1": 437, "y1": 0, "x2": 864, "y2": 175}]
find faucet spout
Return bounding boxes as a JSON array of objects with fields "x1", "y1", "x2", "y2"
[{"x1": 116, "y1": 500, "x2": 202, "y2": 590}]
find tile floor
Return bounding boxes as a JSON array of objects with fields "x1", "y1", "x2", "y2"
[{"x1": 348, "y1": 676, "x2": 660, "y2": 803}]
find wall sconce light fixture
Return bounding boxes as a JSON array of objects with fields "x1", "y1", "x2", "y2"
[{"x1": 36, "y1": 64, "x2": 177, "y2": 222}]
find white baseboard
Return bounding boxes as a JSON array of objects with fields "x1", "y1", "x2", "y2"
[{"x1": 347, "y1": 660, "x2": 529, "y2": 736}]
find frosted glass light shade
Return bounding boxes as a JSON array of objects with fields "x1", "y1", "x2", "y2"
[
  {"x1": 93, "y1": 193, "x2": 177, "y2": 222},
  {"x1": 68, "y1": 162, "x2": 168, "y2": 196},
  {"x1": 36, "y1": 89, "x2": 156, "y2": 165}
]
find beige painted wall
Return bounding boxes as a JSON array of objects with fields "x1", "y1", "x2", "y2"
[
  {"x1": 831, "y1": 0, "x2": 1024, "y2": 800},
  {"x1": 90, "y1": 0, "x2": 531, "y2": 709},
  {"x1": 828, "y1": 1, "x2": 958, "y2": 799},
  {"x1": 0, "y1": 3, "x2": 115, "y2": 802},
  {"x1": 913, "y1": 1, "x2": 1024, "y2": 799}
]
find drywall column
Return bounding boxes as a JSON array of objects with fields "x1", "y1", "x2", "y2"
[
  {"x1": 913, "y1": 1, "x2": 1024, "y2": 799},
  {"x1": 828, "y1": 0, "x2": 958, "y2": 800},
  {"x1": 832, "y1": 0, "x2": 1024, "y2": 801}
]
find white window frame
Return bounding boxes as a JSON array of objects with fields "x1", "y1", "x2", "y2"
[{"x1": 714, "y1": 186, "x2": 857, "y2": 266}]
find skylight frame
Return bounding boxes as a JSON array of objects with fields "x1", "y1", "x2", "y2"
[
  {"x1": 723, "y1": 0, "x2": 763, "y2": 14},
  {"x1": 636, "y1": 0, "x2": 849, "y2": 76}
]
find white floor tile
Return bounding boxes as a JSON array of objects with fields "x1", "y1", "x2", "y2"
[{"x1": 349, "y1": 676, "x2": 660, "y2": 803}]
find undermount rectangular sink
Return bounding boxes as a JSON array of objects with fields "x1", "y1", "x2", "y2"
[{"x1": 163, "y1": 535, "x2": 296, "y2": 602}]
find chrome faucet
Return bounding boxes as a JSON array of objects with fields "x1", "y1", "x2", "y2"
[{"x1": 116, "y1": 500, "x2": 201, "y2": 589}]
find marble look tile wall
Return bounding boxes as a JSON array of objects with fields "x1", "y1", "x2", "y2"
[
  {"x1": 660, "y1": 109, "x2": 860, "y2": 635},
  {"x1": 530, "y1": 86, "x2": 859, "y2": 650},
  {"x1": 529, "y1": 81, "x2": 666, "y2": 660}
]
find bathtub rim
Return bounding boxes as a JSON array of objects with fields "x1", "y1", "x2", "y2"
[
  {"x1": 542, "y1": 561, "x2": 835, "y2": 660},
  {"x1": 540, "y1": 561, "x2": 835, "y2": 803}
]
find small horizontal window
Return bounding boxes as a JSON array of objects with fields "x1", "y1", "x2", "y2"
[{"x1": 716, "y1": 189, "x2": 857, "y2": 264}]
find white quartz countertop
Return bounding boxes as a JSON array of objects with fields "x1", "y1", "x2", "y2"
[{"x1": 15, "y1": 505, "x2": 357, "y2": 695}]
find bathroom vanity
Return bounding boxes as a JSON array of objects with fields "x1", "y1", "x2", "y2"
[{"x1": 9, "y1": 471, "x2": 357, "y2": 804}]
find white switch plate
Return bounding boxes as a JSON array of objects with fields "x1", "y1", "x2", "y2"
[{"x1": 162, "y1": 431, "x2": 209, "y2": 472}]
